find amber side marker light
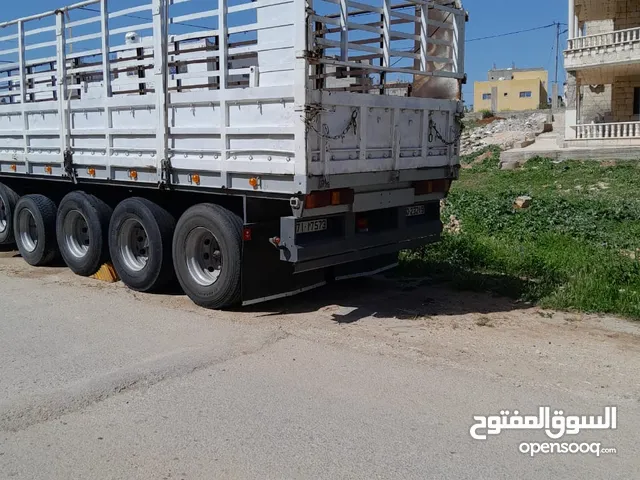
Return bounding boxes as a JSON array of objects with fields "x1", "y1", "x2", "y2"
[{"x1": 305, "y1": 188, "x2": 354, "y2": 209}]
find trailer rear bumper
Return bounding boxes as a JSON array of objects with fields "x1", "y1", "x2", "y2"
[
  {"x1": 278, "y1": 199, "x2": 442, "y2": 273},
  {"x1": 284, "y1": 219, "x2": 442, "y2": 273}
]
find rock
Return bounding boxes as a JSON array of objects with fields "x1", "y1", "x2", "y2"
[
  {"x1": 461, "y1": 112, "x2": 552, "y2": 156},
  {"x1": 514, "y1": 139, "x2": 535, "y2": 149},
  {"x1": 514, "y1": 196, "x2": 532, "y2": 209},
  {"x1": 500, "y1": 161, "x2": 520, "y2": 170},
  {"x1": 444, "y1": 215, "x2": 461, "y2": 234}
]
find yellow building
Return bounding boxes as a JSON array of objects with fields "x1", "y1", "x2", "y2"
[{"x1": 474, "y1": 67, "x2": 549, "y2": 112}]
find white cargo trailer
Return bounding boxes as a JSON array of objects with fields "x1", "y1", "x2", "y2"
[{"x1": 0, "y1": 0, "x2": 466, "y2": 308}]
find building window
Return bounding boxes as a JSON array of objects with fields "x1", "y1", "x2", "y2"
[
  {"x1": 634, "y1": 88, "x2": 640, "y2": 116},
  {"x1": 482, "y1": 93, "x2": 491, "y2": 100},
  {"x1": 519, "y1": 91, "x2": 532, "y2": 98}
]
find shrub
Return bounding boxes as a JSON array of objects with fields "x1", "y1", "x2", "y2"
[{"x1": 480, "y1": 109, "x2": 494, "y2": 119}]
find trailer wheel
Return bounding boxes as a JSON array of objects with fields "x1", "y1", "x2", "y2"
[
  {"x1": 13, "y1": 194, "x2": 59, "y2": 266},
  {"x1": 56, "y1": 192, "x2": 113, "y2": 277},
  {"x1": 173, "y1": 204, "x2": 242, "y2": 309},
  {"x1": 109, "y1": 197, "x2": 176, "y2": 292},
  {"x1": 0, "y1": 183, "x2": 19, "y2": 245}
]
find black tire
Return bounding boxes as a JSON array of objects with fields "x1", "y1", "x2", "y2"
[
  {"x1": 13, "y1": 194, "x2": 59, "y2": 266},
  {"x1": 109, "y1": 197, "x2": 176, "y2": 292},
  {"x1": 0, "y1": 183, "x2": 20, "y2": 245},
  {"x1": 56, "y1": 191, "x2": 113, "y2": 277},
  {"x1": 173, "y1": 204, "x2": 242, "y2": 309}
]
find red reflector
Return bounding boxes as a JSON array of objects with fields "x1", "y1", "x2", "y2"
[
  {"x1": 243, "y1": 227, "x2": 252, "y2": 241},
  {"x1": 356, "y1": 217, "x2": 368, "y2": 230}
]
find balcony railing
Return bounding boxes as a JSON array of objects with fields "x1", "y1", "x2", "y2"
[
  {"x1": 567, "y1": 27, "x2": 640, "y2": 51},
  {"x1": 565, "y1": 27, "x2": 640, "y2": 69},
  {"x1": 573, "y1": 122, "x2": 640, "y2": 140}
]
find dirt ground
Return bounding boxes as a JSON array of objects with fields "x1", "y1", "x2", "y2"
[{"x1": 2, "y1": 247, "x2": 639, "y2": 405}]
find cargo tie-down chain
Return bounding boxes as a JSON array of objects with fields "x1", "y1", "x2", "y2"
[
  {"x1": 429, "y1": 119, "x2": 462, "y2": 147},
  {"x1": 303, "y1": 106, "x2": 359, "y2": 187},
  {"x1": 303, "y1": 105, "x2": 359, "y2": 141}
]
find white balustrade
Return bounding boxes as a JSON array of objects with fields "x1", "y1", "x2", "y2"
[
  {"x1": 567, "y1": 26, "x2": 640, "y2": 52},
  {"x1": 574, "y1": 122, "x2": 640, "y2": 140}
]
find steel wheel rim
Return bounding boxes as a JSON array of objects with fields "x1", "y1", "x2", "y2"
[
  {"x1": 18, "y1": 209, "x2": 38, "y2": 253},
  {"x1": 0, "y1": 197, "x2": 6, "y2": 234},
  {"x1": 118, "y1": 218, "x2": 149, "y2": 272},
  {"x1": 62, "y1": 210, "x2": 90, "y2": 259},
  {"x1": 185, "y1": 227, "x2": 222, "y2": 287}
]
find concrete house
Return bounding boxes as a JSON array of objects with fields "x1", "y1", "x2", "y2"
[
  {"x1": 564, "y1": 0, "x2": 640, "y2": 147},
  {"x1": 474, "y1": 67, "x2": 549, "y2": 112}
]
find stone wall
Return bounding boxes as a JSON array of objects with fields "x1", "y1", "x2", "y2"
[
  {"x1": 612, "y1": 75, "x2": 640, "y2": 122},
  {"x1": 583, "y1": 19, "x2": 614, "y2": 35},
  {"x1": 580, "y1": 84, "x2": 613, "y2": 123},
  {"x1": 614, "y1": 0, "x2": 640, "y2": 30}
]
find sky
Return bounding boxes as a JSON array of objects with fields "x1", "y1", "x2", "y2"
[
  {"x1": 462, "y1": 0, "x2": 568, "y2": 101},
  {"x1": 1, "y1": 0, "x2": 569, "y2": 103}
]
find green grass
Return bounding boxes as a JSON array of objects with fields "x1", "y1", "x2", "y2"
[{"x1": 400, "y1": 148, "x2": 640, "y2": 319}]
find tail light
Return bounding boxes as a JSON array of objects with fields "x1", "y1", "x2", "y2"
[
  {"x1": 305, "y1": 188, "x2": 354, "y2": 209},
  {"x1": 413, "y1": 179, "x2": 452, "y2": 196},
  {"x1": 356, "y1": 217, "x2": 369, "y2": 233}
]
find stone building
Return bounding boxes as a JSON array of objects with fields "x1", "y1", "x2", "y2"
[{"x1": 564, "y1": 0, "x2": 640, "y2": 146}]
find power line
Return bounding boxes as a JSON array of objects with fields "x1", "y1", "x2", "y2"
[
  {"x1": 389, "y1": 20, "x2": 568, "y2": 68},
  {"x1": 467, "y1": 22, "x2": 566, "y2": 43}
]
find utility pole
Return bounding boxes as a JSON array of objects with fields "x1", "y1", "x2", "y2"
[{"x1": 552, "y1": 22, "x2": 560, "y2": 110}]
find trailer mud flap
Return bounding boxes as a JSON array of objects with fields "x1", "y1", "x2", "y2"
[{"x1": 241, "y1": 220, "x2": 326, "y2": 306}]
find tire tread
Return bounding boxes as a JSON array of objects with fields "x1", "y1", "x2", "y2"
[
  {"x1": 0, "y1": 183, "x2": 20, "y2": 244},
  {"x1": 109, "y1": 197, "x2": 176, "y2": 292},
  {"x1": 173, "y1": 203, "x2": 243, "y2": 309},
  {"x1": 57, "y1": 191, "x2": 112, "y2": 276},
  {"x1": 14, "y1": 194, "x2": 58, "y2": 266}
]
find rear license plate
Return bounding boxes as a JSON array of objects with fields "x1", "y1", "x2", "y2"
[
  {"x1": 296, "y1": 219, "x2": 328, "y2": 234},
  {"x1": 406, "y1": 205, "x2": 426, "y2": 217}
]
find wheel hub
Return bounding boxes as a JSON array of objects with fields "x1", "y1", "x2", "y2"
[
  {"x1": 0, "y1": 197, "x2": 6, "y2": 234},
  {"x1": 62, "y1": 210, "x2": 90, "y2": 259},
  {"x1": 18, "y1": 209, "x2": 38, "y2": 253},
  {"x1": 118, "y1": 218, "x2": 149, "y2": 272},
  {"x1": 185, "y1": 227, "x2": 222, "y2": 286}
]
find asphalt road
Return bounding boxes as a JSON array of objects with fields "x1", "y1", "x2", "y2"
[{"x1": 0, "y1": 252, "x2": 639, "y2": 479}]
